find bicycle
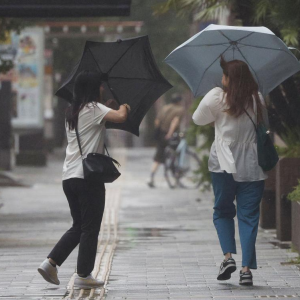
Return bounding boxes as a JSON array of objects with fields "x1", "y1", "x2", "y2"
[{"x1": 164, "y1": 132, "x2": 201, "y2": 189}]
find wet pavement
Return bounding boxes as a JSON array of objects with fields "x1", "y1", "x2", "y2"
[
  {"x1": 0, "y1": 151, "x2": 76, "y2": 299},
  {"x1": 103, "y1": 149, "x2": 300, "y2": 300},
  {"x1": 0, "y1": 148, "x2": 300, "y2": 299}
]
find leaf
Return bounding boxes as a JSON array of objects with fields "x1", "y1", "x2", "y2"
[
  {"x1": 253, "y1": 0, "x2": 273, "y2": 23},
  {"x1": 287, "y1": 179, "x2": 300, "y2": 201},
  {"x1": 153, "y1": 0, "x2": 187, "y2": 15},
  {"x1": 153, "y1": 0, "x2": 231, "y2": 18},
  {"x1": 193, "y1": 2, "x2": 229, "y2": 21},
  {"x1": 281, "y1": 27, "x2": 299, "y2": 47},
  {"x1": 186, "y1": 96, "x2": 214, "y2": 191}
]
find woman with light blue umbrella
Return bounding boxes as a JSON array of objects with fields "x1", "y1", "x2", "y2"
[
  {"x1": 165, "y1": 25, "x2": 300, "y2": 286},
  {"x1": 165, "y1": 24, "x2": 300, "y2": 97}
]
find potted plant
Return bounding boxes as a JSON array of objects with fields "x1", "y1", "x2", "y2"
[{"x1": 186, "y1": 97, "x2": 214, "y2": 192}]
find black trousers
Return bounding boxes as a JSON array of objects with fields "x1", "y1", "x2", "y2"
[
  {"x1": 153, "y1": 130, "x2": 168, "y2": 163},
  {"x1": 48, "y1": 178, "x2": 105, "y2": 276}
]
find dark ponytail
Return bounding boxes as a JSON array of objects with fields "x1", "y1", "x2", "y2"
[{"x1": 66, "y1": 70, "x2": 102, "y2": 130}]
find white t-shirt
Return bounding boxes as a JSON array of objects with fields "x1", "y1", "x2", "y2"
[{"x1": 62, "y1": 102, "x2": 111, "y2": 180}]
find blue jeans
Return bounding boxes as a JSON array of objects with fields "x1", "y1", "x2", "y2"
[{"x1": 211, "y1": 172, "x2": 264, "y2": 269}]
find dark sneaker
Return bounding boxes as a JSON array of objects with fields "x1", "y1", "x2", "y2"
[
  {"x1": 239, "y1": 270, "x2": 253, "y2": 286},
  {"x1": 147, "y1": 181, "x2": 155, "y2": 188},
  {"x1": 217, "y1": 257, "x2": 237, "y2": 280}
]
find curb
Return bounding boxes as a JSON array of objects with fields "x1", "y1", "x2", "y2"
[{"x1": 0, "y1": 172, "x2": 29, "y2": 187}]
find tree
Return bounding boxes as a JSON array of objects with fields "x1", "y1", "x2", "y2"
[
  {"x1": 124, "y1": 0, "x2": 191, "y2": 145},
  {"x1": 154, "y1": 0, "x2": 300, "y2": 189},
  {"x1": 155, "y1": 0, "x2": 300, "y2": 47},
  {"x1": 154, "y1": 0, "x2": 234, "y2": 24},
  {"x1": 155, "y1": 0, "x2": 300, "y2": 156},
  {"x1": 129, "y1": 0, "x2": 190, "y2": 92}
]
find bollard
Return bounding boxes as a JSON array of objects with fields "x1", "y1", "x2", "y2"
[{"x1": 260, "y1": 168, "x2": 276, "y2": 229}]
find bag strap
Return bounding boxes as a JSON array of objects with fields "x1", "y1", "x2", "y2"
[
  {"x1": 110, "y1": 156, "x2": 121, "y2": 167},
  {"x1": 104, "y1": 144, "x2": 110, "y2": 157},
  {"x1": 244, "y1": 109, "x2": 257, "y2": 132},
  {"x1": 74, "y1": 123, "x2": 110, "y2": 158},
  {"x1": 74, "y1": 124, "x2": 83, "y2": 158}
]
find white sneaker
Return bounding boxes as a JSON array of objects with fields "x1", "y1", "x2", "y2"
[
  {"x1": 74, "y1": 274, "x2": 104, "y2": 289},
  {"x1": 37, "y1": 259, "x2": 60, "y2": 285}
]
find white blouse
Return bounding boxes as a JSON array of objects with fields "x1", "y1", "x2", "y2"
[{"x1": 192, "y1": 87, "x2": 268, "y2": 182}]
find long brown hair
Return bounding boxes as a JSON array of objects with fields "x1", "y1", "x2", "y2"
[{"x1": 220, "y1": 56, "x2": 263, "y2": 122}]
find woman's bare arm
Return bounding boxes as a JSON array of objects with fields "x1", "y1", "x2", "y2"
[{"x1": 103, "y1": 104, "x2": 130, "y2": 123}]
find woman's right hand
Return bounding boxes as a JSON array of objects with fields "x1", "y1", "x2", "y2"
[
  {"x1": 121, "y1": 104, "x2": 131, "y2": 113},
  {"x1": 103, "y1": 103, "x2": 130, "y2": 124}
]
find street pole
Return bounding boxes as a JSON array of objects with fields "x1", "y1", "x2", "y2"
[{"x1": 0, "y1": 81, "x2": 12, "y2": 170}]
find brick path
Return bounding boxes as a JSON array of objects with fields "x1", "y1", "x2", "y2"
[{"x1": 0, "y1": 148, "x2": 300, "y2": 300}]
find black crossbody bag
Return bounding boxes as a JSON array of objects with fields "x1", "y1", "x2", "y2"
[
  {"x1": 244, "y1": 109, "x2": 279, "y2": 172},
  {"x1": 75, "y1": 125, "x2": 121, "y2": 183}
]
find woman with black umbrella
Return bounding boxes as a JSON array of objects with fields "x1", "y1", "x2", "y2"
[{"x1": 38, "y1": 70, "x2": 130, "y2": 289}]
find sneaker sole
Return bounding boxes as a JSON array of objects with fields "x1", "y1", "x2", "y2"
[
  {"x1": 37, "y1": 267, "x2": 60, "y2": 285},
  {"x1": 239, "y1": 279, "x2": 253, "y2": 286},
  {"x1": 217, "y1": 265, "x2": 237, "y2": 281}
]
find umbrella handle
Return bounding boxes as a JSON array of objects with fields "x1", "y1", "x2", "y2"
[{"x1": 107, "y1": 82, "x2": 121, "y2": 105}]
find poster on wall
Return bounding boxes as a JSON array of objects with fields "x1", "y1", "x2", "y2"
[{"x1": 10, "y1": 27, "x2": 44, "y2": 130}]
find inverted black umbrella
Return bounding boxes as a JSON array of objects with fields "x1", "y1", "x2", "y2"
[{"x1": 56, "y1": 35, "x2": 172, "y2": 136}]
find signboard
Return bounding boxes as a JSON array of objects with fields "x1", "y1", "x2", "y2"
[{"x1": 9, "y1": 27, "x2": 45, "y2": 129}]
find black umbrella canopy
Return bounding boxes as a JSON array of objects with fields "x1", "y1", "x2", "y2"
[{"x1": 55, "y1": 35, "x2": 172, "y2": 136}]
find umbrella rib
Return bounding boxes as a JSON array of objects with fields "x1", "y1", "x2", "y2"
[
  {"x1": 235, "y1": 45, "x2": 261, "y2": 89},
  {"x1": 236, "y1": 32, "x2": 254, "y2": 42},
  {"x1": 218, "y1": 30, "x2": 232, "y2": 41},
  {"x1": 195, "y1": 44, "x2": 232, "y2": 96},
  {"x1": 218, "y1": 31, "x2": 254, "y2": 45},
  {"x1": 238, "y1": 43, "x2": 297, "y2": 59},
  {"x1": 109, "y1": 76, "x2": 163, "y2": 83},
  {"x1": 107, "y1": 81, "x2": 121, "y2": 105},
  {"x1": 106, "y1": 40, "x2": 139, "y2": 75},
  {"x1": 87, "y1": 47, "x2": 103, "y2": 73},
  {"x1": 184, "y1": 42, "x2": 229, "y2": 48}
]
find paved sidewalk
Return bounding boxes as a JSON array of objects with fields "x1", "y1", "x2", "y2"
[
  {"x1": 0, "y1": 151, "x2": 77, "y2": 299},
  {"x1": 104, "y1": 148, "x2": 300, "y2": 300},
  {"x1": 0, "y1": 148, "x2": 300, "y2": 300}
]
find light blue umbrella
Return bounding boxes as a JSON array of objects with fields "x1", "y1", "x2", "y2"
[{"x1": 165, "y1": 24, "x2": 300, "y2": 97}]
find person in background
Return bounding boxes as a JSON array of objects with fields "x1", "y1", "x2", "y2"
[
  {"x1": 38, "y1": 70, "x2": 130, "y2": 289},
  {"x1": 148, "y1": 94, "x2": 184, "y2": 188},
  {"x1": 192, "y1": 56, "x2": 268, "y2": 286}
]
